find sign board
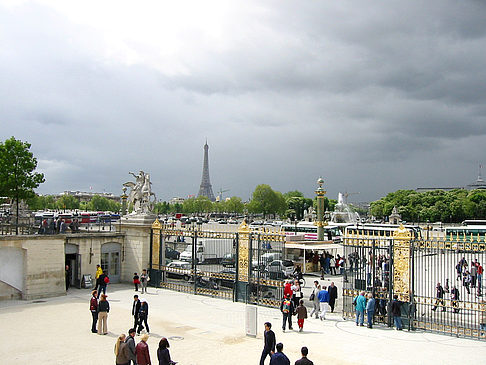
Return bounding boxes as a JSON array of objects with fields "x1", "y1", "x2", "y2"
[
  {"x1": 83, "y1": 274, "x2": 92, "y2": 289},
  {"x1": 245, "y1": 305, "x2": 257, "y2": 337}
]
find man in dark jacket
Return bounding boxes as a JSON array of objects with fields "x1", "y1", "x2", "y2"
[
  {"x1": 125, "y1": 328, "x2": 137, "y2": 365},
  {"x1": 270, "y1": 343, "x2": 290, "y2": 365},
  {"x1": 137, "y1": 299, "x2": 150, "y2": 334},
  {"x1": 280, "y1": 294, "x2": 295, "y2": 331},
  {"x1": 259, "y1": 322, "x2": 276, "y2": 365},
  {"x1": 132, "y1": 295, "x2": 141, "y2": 329},
  {"x1": 391, "y1": 295, "x2": 403, "y2": 330},
  {"x1": 97, "y1": 273, "x2": 108, "y2": 299},
  {"x1": 328, "y1": 282, "x2": 338, "y2": 313},
  {"x1": 432, "y1": 282, "x2": 445, "y2": 312},
  {"x1": 89, "y1": 290, "x2": 98, "y2": 333},
  {"x1": 295, "y1": 346, "x2": 313, "y2": 365}
]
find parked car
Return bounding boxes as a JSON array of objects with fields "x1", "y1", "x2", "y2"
[
  {"x1": 265, "y1": 259, "x2": 294, "y2": 279},
  {"x1": 165, "y1": 246, "x2": 180, "y2": 260},
  {"x1": 221, "y1": 253, "x2": 236, "y2": 267},
  {"x1": 165, "y1": 260, "x2": 193, "y2": 281},
  {"x1": 215, "y1": 268, "x2": 236, "y2": 288}
]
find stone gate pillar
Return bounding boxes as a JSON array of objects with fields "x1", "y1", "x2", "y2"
[
  {"x1": 393, "y1": 224, "x2": 412, "y2": 301},
  {"x1": 151, "y1": 219, "x2": 162, "y2": 270}
]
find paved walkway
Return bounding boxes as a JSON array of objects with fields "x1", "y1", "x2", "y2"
[{"x1": 1, "y1": 283, "x2": 485, "y2": 365}]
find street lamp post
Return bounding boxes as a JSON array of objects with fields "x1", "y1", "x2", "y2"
[{"x1": 315, "y1": 177, "x2": 327, "y2": 241}]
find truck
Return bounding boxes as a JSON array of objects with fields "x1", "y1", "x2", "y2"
[{"x1": 179, "y1": 238, "x2": 233, "y2": 264}]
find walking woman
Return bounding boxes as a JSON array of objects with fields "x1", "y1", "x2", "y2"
[
  {"x1": 98, "y1": 294, "x2": 110, "y2": 335},
  {"x1": 309, "y1": 281, "x2": 321, "y2": 319},
  {"x1": 157, "y1": 337, "x2": 173, "y2": 365},
  {"x1": 115, "y1": 334, "x2": 130, "y2": 365},
  {"x1": 136, "y1": 334, "x2": 152, "y2": 365}
]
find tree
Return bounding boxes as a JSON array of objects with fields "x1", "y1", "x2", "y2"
[
  {"x1": 56, "y1": 195, "x2": 80, "y2": 210},
  {"x1": 87, "y1": 195, "x2": 112, "y2": 211},
  {"x1": 0, "y1": 137, "x2": 45, "y2": 233},
  {"x1": 249, "y1": 184, "x2": 284, "y2": 218},
  {"x1": 225, "y1": 196, "x2": 244, "y2": 214}
]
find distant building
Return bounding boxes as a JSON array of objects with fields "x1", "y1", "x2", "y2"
[
  {"x1": 170, "y1": 197, "x2": 185, "y2": 205},
  {"x1": 416, "y1": 167, "x2": 486, "y2": 192},
  {"x1": 55, "y1": 191, "x2": 120, "y2": 203}
]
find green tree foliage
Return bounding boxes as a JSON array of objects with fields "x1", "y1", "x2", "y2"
[
  {"x1": 225, "y1": 196, "x2": 244, "y2": 214},
  {"x1": 86, "y1": 195, "x2": 120, "y2": 212},
  {"x1": 26, "y1": 194, "x2": 56, "y2": 210},
  {"x1": 370, "y1": 189, "x2": 486, "y2": 223},
  {"x1": 284, "y1": 190, "x2": 313, "y2": 220},
  {"x1": 248, "y1": 184, "x2": 286, "y2": 218},
  {"x1": 0, "y1": 137, "x2": 45, "y2": 232},
  {"x1": 56, "y1": 195, "x2": 80, "y2": 210}
]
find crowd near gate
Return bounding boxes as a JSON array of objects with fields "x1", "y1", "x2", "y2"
[
  {"x1": 149, "y1": 219, "x2": 286, "y2": 307},
  {"x1": 343, "y1": 225, "x2": 486, "y2": 339}
]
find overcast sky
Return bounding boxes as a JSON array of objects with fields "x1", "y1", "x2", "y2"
[{"x1": 1, "y1": 0, "x2": 486, "y2": 203}]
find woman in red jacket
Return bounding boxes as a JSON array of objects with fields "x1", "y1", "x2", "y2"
[{"x1": 136, "y1": 334, "x2": 151, "y2": 365}]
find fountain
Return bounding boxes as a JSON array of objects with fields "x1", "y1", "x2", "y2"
[{"x1": 330, "y1": 192, "x2": 360, "y2": 224}]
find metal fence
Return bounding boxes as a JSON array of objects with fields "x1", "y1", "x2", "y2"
[
  {"x1": 342, "y1": 230, "x2": 486, "y2": 339},
  {"x1": 149, "y1": 221, "x2": 286, "y2": 307}
]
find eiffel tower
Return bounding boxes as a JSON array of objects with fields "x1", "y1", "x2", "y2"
[{"x1": 197, "y1": 141, "x2": 216, "y2": 201}]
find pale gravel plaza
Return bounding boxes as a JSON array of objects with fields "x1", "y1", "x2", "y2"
[{"x1": 1, "y1": 282, "x2": 486, "y2": 365}]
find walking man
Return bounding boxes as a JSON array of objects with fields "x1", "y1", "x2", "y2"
[
  {"x1": 125, "y1": 328, "x2": 137, "y2": 365},
  {"x1": 280, "y1": 294, "x2": 294, "y2": 331},
  {"x1": 89, "y1": 290, "x2": 98, "y2": 333},
  {"x1": 391, "y1": 294, "x2": 403, "y2": 330},
  {"x1": 328, "y1": 282, "x2": 338, "y2": 313},
  {"x1": 270, "y1": 343, "x2": 290, "y2": 365},
  {"x1": 259, "y1": 322, "x2": 276, "y2": 365},
  {"x1": 137, "y1": 299, "x2": 150, "y2": 335},
  {"x1": 317, "y1": 285, "x2": 330, "y2": 320},
  {"x1": 140, "y1": 269, "x2": 150, "y2": 294},
  {"x1": 432, "y1": 282, "x2": 445, "y2": 311},
  {"x1": 354, "y1": 291, "x2": 366, "y2": 326},
  {"x1": 309, "y1": 281, "x2": 321, "y2": 319},
  {"x1": 132, "y1": 295, "x2": 141, "y2": 330},
  {"x1": 295, "y1": 346, "x2": 313, "y2": 365}
]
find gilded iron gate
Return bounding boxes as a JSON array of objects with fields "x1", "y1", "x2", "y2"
[
  {"x1": 149, "y1": 219, "x2": 286, "y2": 307},
  {"x1": 343, "y1": 225, "x2": 486, "y2": 339}
]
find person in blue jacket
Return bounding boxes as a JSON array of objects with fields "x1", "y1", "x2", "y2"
[{"x1": 354, "y1": 291, "x2": 367, "y2": 326}]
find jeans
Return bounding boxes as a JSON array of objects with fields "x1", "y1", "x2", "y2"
[
  {"x1": 137, "y1": 315, "x2": 150, "y2": 334},
  {"x1": 356, "y1": 310, "x2": 364, "y2": 325},
  {"x1": 259, "y1": 350, "x2": 271, "y2": 365},
  {"x1": 367, "y1": 310, "x2": 374, "y2": 327},
  {"x1": 310, "y1": 300, "x2": 320, "y2": 318},
  {"x1": 282, "y1": 313, "x2": 292, "y2": 330},
  {"x1": 393, "y1": 315, "x2": 403, "y2": 330},
  {"x1": 97, "y1": 284, "x2": 107, "y2": 299},
  {"x1": 91, "y1": 311, "x2": 98, "y2": 332}
]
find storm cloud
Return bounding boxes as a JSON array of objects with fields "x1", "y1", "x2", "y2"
[{"x1": 1, "y1": 0, "x2": 486, "y2": 202}]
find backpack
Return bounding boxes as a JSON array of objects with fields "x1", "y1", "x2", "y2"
[
  {"x1": 104, "y1": 276, "x2": 110, "y2": 284},
  {"x1": 282, "y1": 299, "x2": 291, "y2": 313}
]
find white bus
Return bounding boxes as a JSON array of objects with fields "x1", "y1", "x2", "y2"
[
  {"x1": 344, "y1": 223, "x2": 422, "y2": 240},
  {"x1": 280, "y1": 221, "x2": 342, "y2": 242}
]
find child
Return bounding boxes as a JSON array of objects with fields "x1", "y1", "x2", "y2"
[
  {"x1": 296, "y1": 299, "x2": 307, "y2": 332},
  {"x1": 133, "y1": 273, "x2": 140, "y2": 291}
]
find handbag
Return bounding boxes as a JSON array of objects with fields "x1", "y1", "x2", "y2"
[{"x1": 309, "y1": 293, "x2": 315, "y2": 301}]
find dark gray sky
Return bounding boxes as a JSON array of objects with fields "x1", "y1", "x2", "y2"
[{"x1": 1, "y1": 0, "x2": 486, "y2": 202}]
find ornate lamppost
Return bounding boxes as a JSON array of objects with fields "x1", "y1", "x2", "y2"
[
  {"x1": 315, "y1": 177, "x2": 327, "y2": 241},
  {"x1": 121, "y1": 187, "x2": 128, "y2": 216}
]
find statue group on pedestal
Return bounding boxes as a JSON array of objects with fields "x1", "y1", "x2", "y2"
[{"x1": 123, "y1": 171, "x2": 156, "y2": 214}]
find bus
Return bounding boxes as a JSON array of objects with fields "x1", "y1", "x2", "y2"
[
  {"x1": 344, "y1": 224, "x2": 422, "y2": 241},
  {"x1": 280, "y1": 221, "x2": 342, "y2": 242},
  {"x1": 445, "y1": 225, "x2": 486, "y2": 241}
]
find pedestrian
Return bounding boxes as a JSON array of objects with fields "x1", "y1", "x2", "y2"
[
  {"x1": 125, "y1": 328, "x2": 137, "y2": 365},
  {"x1": 478, "y1": 263, "x2": 483, "y2": 292},
  {"x1": 270, "y1": 343, "x2": 290, "y2": 365},
  {"x1": 432, "y1": 282, "x2": 445, "y2": 311},
  {"x1": 65, "y1": 265, "x2": 70, "y2": 291},
  {"x1": 291, "y1": 280, "x2": 303, "y2": 309},
  {"x1": 295, "y1": 346, "x2": 313, "y2": 365},
  {"x1": 329, "y1": 256, "x2": 336, "y2": 275},
  {"x1": 132, "y1": 295, "x2": 141, "y2": 329},
  {"x1": 260, "y1": 322, "x2": 276, "y2": 365},
  {"x1": 97, "y1": 294, "x2": 109, "y2": 335},
  {"x1": 89, "y1": 290, "x2": 98, "y2": 333},
  {"x1": 140, "y1": 269, "x2": 150, "y2": 294},
  {"x1": 309, "y1": 281, "x2": 321, "y2": 319},
  {"x1": 136, "y1": 334, "x2": 151, "y2": 365},
  {"x1": 328, "y1": 282, "x2": 338, "y2": 313},
  {"x1": 97, "y1": 271, "x2": 109, "y2": 299},
  {"x1": 95, "y1": 264, "x2": 103, "y2": 292},
  {"x1": 137, "y1": 299, "x2": 150, "y2": 335},
  {"x1": 391, "y1": 294, "x2": 403, "y2": 330},
  {"x1": 157, "y1": 337, "x2": 174, "y2": 365},
  {"x1": 463, "y1": 272, "x2": 472, "y2": 295},
  {"x1": 280, "y1": 293, "x2": 294, "y2": 332},
  {"x1": 115, "y1": 333, "x2": 130, "y2": 365},
  {"x1": 366, "y1": 293, "x2": 375, "y2": 328},
  {"x1": 354, "y1": 291, "x2": 366, "y2": 326},
  {"x1": 450, "y1": 286, "x2": 460, "y2": 313},
  {"x1": 317, "y1": 285, "x2": 330, "y2": 320},
  {"x1": 296, "y1": 299, "x2": 307, "y2": 332},
  {"x1": 133, "y1": 273, "x2": 140, "y2": 291},
  {"x1": 319, "y1": 254, "x2": 325, "y2": 279},
  {"x1": 284, "y1": 280, "x2": 293, "y2": 298},
  {"x1": 471, "y1": 262, "x2": 478, "y2": 288},
  {"x1": 456, "y1": 261, "x2": 462, "y2": 281}
]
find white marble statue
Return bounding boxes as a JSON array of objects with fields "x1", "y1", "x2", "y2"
[{"x1": 123, "y1": 171, "x2": 156, "y2": 214}]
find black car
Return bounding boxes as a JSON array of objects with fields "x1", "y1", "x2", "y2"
[
  {"x1": 221, "y1": 253, "x2": 236, "y2": 267},
  {"x1": 165, "y1": 246, "x2": 180, "y2": 260},
  {"x1": 215, "y1": 268, "x2": 236, "y2": 288}
]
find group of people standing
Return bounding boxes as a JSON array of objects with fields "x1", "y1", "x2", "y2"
[
  {"x1": 260, "y1": 322, "x2": 314, "y2": 365},
  {"x1": 353, "y1": 291, "x2": 403, "y2": 330},
  {"x1": 114, "y1": 329, "x2": 174, "y2": 365},
  {"x1": 455, "y1": 258, "x2": 483, "y2": 296}
]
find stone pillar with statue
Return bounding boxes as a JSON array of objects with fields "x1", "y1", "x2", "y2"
[{"x1": 315, "y1": 177, "x2": 327, "y2": 241}]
